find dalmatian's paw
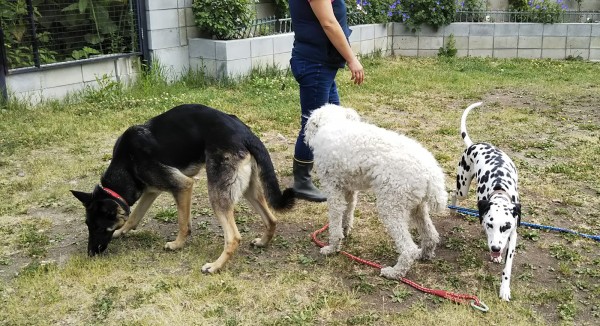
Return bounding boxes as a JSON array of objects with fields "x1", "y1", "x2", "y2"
[
  {"x1": 499, "y1": 283, "x2": 511, "y2": 301},
  {"x1": 490, "y1": 253, "x2": 503, "y2": 263}
]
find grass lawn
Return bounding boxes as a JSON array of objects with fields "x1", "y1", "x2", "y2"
[{"x1": 0, "y1": 55, "x2": 599, "y2": 325}]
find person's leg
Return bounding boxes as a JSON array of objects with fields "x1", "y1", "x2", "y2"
[
  {"x1": 328, "y1": 80, "x2": 340, "y2": 106},
  {"x1": 290, "y1": 57, "x2": 338, "y2": 202}
]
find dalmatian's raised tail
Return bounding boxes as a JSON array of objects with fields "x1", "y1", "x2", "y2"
[{"x1": 460, "y1": 102, "x2": 483, "y2": 147}]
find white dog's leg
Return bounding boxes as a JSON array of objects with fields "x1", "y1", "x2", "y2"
[
  {"x1": 499, "y1": 229, "x2": 517, "y2": 301},
  {"x1": 413, "y1": 203, "x2": 439, "y2": 260},
  {"x1": 379, "y1": 209, "x2": 421, "y2": 279},
  {"x1": 449, "y1": 191, "x2": 458, "y2": 211},
  {"x1": 320, "y1": 191, "x2": 346, "y2": 255},
  {"x1": 342, "y1": 190, "x2": 358, "y2": 237}
]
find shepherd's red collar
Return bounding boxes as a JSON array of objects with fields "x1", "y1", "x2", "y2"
[{"x1": 99, "y1": 185, "x2": 130, "y2": 215}]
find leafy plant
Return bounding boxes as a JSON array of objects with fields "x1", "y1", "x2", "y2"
[
  {"x1": 347, "y1": 0, "x2": 395, "y2": 25},
  {"x1": 273, "y1": 0, "x2": 290, "y2": 18},
  {"x1": 391, "y1": 0, "x2": 456, "y2": 31},
  {"x1": 154, "y1": 208, "x2": 178, "y2": 223},
  {"x1": 2, "y1": 0, "x2": 137, "y2": 69},
  {"x1": 71, "y1": 46, "x2": 100, "y2": 60},
  {"x1": 192, "y1": 0, "x2": 255, "y2": 40},
  {"x1": 458, "y1": 0, "x2": 486, "y2": 10},
  {"x1": 456, "y1": 0, "x2": 486, "y2": 22},
  {"x1": 1, "y1": 0, "x2": 57, "y2": 68},
  {"x1": 509, "y1": 0, "x2": 530, "y2": 11},
  {"x1": 528, "y1": 0, "x2": 567, "y2": 23},
  {"x1": 509, "y1": 0, "x2": 568, "y2": 23},
  {"x1": 549, "y1": 243, "x2": 581, "y2": 262},
  {"x1": 389, "y1": 288, "x2": 412, "y2": 302},
  {"x1": 438, "y1": 33, "x2": 457, "y2": 57},
  {"x1": 61, "y1": 0, "x2": 121, "y2": 52}
]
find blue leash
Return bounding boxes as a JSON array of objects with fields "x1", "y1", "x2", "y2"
[{"x1": 448, "y1": 205, "x2": 600, "y2": 242}]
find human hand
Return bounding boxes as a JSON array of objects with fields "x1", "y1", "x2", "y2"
[{"x1": 347, "y1": 58, "x2": 364, "y2": 85}]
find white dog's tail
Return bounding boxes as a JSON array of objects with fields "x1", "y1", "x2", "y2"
[
  {"x1": 425, "y1": 168, "x2": 449, "y2": 214},
  {"x1": 427, "y1": 181, "x2": 449, "y2": 214},
  {"x1": 460, "y1": 102, "x2": 483, "y2": 147}
]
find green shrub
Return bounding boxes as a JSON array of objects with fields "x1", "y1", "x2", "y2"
[
  {"x1": 509, "y1": 0, "x2": 568, "y2": 24},
  {"x1": 390, "y1": 0, "x2": 456, "y2": 31},
  {"x1": 508, "y1": 0, "x2": 529, "y2": 11},
  {"x1": 438, "y1": 33, "x2": 457, "y2": 57},
  {"x1": 459, "y1": 0, "x2": 486, "y2": 11},
  {"x1": 1, "y1": 0, "x2": 57, "y2": 68},
  {"x1": 528, "y1": 0, "x2": 567, "y2": 23},
  {"x1": 192, "y1": 0, "x2": 255, "y2": 40},
  {"x1": 347, "y1": 0, "x2": 395, "y2": 25},
  {"x1": 273, "y1": 0, "x2": 290, "y2": 18},
  {"x1": 456, "y1": 0, "x2": 486, "y2": 22}
]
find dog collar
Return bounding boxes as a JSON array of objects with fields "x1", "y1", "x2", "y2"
[{"x1": 99, "y1": 185, "x2": 131, "y2": 215}]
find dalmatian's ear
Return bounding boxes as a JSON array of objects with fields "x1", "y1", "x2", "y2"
[
  {"x1": 512, "y1": 203, "x2": 522, "y2": 227},
  {"x1": 477, "y1": 200, "x2": 491, "y2": 224}
]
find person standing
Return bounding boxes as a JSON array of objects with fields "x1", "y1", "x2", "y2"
[{"x1": 289, "y1": 0, "x2": 365, "y2": 202}]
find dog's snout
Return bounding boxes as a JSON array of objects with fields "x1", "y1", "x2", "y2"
[
  {"x1": 491, "y1": 245, "x2": 501, "y2": 253},
  {"x1": 88, "y1": 243, "x2": 107, "y2": 257}
]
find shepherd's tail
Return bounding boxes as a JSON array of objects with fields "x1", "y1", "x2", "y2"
[
  {"x1": 460, "y1": 102, "x2": 483, "y2": 147},
  {"x1": 244, "y1": 136, "x2": 295, "y2": 211}
]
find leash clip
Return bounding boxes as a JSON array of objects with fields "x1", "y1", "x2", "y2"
[{"x1": 470, "y1": 300, "x2": 489, "y2": 313}]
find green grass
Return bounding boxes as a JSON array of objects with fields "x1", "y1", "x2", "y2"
[{"x1": 0, "y1": 56, "x2": 599, "y2": 325}]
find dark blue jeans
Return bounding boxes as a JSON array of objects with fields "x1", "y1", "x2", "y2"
[{"x1": 290, "y1": 56, "x2": 341, "y2": 162}]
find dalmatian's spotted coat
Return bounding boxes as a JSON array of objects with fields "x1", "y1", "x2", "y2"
[{"x1": 451, "y1": 102, "x2": 522, "y2": 301}]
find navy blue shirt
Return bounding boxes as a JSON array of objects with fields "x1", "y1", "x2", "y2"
[{"x1": 289, "y1": 0, "x2": 352, "y2": 68}]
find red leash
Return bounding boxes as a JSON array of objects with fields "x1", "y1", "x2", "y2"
[{"x1": 311, "y1": 223, "x2": 489, "y2": 312}]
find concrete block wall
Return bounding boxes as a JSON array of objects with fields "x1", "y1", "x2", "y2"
[
  {"x1": 146, "y1": 0, "x2": 198, "y2": 81},
  {"x1": 189, "y1": 33, "x2": 295, "y2": 78},
  {"x1": 392, "y1": 22, "x2": 599, "y2": 61},
  {"x1": 6, "y1": 56, "x2": 139, "y2": 104},
  {"x1": 190, "y1": 22, "x2": 598, "y2": 79},
  {"x1": 190, "y1": 24, "x2": 391, "y2": 79}
]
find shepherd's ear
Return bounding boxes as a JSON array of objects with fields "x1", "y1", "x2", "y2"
[
  {"x1": 513, "y1": 203, "x2": 522, "y2": 227},
  {"x1": 477, "y1": 200, "x2": 491, "y2": 224},
  {"x1": 71, "y1": 190, "x2": 93, "y2": 206}
]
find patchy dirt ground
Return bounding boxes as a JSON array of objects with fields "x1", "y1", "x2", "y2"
[{"x1": 1, "y1": 90, "x2": 599, "y2": 324}]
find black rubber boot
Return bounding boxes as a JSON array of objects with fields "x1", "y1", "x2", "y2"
[{"x1": 293, "y1": 160, "x2": 327, "y2": 202}]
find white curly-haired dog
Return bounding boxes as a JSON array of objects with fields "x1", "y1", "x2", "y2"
[{"x1": 304, "y1": 104, "x2": 448, "y2": 279}]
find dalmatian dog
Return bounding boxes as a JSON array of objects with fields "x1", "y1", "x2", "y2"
[{"x1": 451, "y1": 102, "x2": 522, "y2": 301}]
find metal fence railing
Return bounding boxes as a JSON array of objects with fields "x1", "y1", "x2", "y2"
[
  {"x1": 235, "y1": 10, "x2": 600, "y2": 40},
  {"x1": 237, "y1": 16, "x2": 293, "y2": 39},
  {"x1": 1, "y1": 0, "x2": 142, "y2": 72},
  {"x1": 454, "y1": 10, "x2": 600, "y2": 23}
]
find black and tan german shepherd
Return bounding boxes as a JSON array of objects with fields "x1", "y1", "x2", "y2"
[{"x1": 71, "y1": 104, "x2": 295, "y2": 273}]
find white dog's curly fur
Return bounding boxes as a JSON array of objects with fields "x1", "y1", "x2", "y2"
[{"x1": 305, "y1": 104, "x2": 448, "y2": 279}]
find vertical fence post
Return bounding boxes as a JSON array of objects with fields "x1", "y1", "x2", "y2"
[
  {"x1": 26, "y1": 0, "x2": 40, "y2": 68},
  {"x1": 0, "y1": 25, "x2": 7, "y2": 102},
  {"x1": 136, "y1": 0, "x2": 151, "y2": 70}
]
